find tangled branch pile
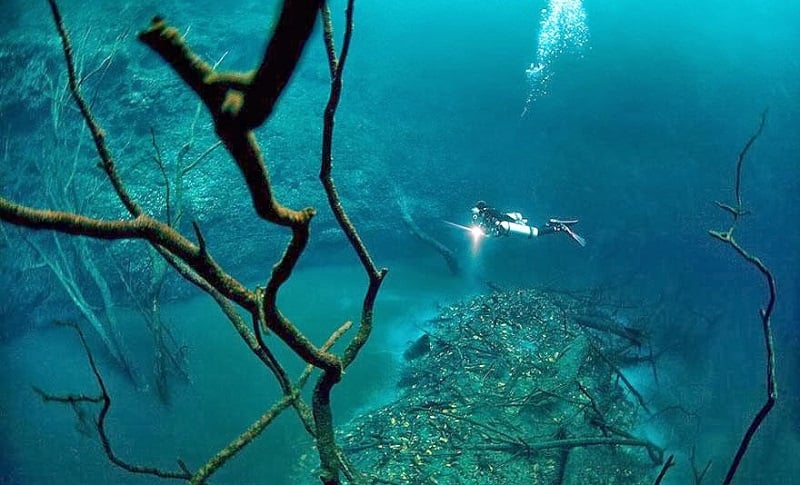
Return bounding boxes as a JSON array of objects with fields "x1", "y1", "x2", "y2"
[{"x1": 333, "y1": 289, "x2": 663, "y2": 484}]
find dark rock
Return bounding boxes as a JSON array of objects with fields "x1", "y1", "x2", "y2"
[{"x1": 403, "y1": 333, "x2": 431, "y2": 361}]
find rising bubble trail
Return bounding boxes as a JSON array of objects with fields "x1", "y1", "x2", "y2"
[{"x1": 522, "y1": 0, "x2": 589, "y2": 116}]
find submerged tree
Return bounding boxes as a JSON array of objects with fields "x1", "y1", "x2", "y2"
[
  {"x1": 0, "y1": 0, "x2": 385, "y2": 483},
  {"x1": 1, "y1": 30, "x2": 138, "y2": 380}
]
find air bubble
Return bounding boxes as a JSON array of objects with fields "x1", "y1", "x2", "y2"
[{"x1": 522, "y1": 0, "x2": 589, "y2": 116}]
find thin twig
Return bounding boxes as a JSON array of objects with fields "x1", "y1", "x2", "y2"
[
  {"x1": 182, "y1": 140, "x2": 222, "y2": 175},
  {"x1": 652, "y1": 454, "x2": 675, "y2": 485},
  {"x1": 150, "y1": 128, "x2": 171, "y2": 225},
  {"x1": 733, "y1": 109, "x2": 767, "y2": 217},
  {"x1": 472, "y1": 436, "x2": 663, "y2": 465},
  {"x1": 690, "y1": 445, "x2": 712, "y2": 485}
]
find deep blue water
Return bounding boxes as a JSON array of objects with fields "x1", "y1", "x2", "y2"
[{"x1": 1, "y1": 0, "x2": 798, "y2": 483}]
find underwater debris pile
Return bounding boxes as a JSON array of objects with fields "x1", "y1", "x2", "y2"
[{"x1": 335, "y1": 288, "x2": 664, "y2": 484}]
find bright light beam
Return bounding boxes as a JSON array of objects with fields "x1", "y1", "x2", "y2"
[
  {"x1": 444, "y1": 220, "x2": 487, "y2": 255},
  {"x1": 443, "y1": 220, "x2": 474, "y2": 233}
]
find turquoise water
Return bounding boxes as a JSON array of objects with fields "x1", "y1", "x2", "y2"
[
  {"x1": 1, "y1": 259, "x2": 476, "y2": 484},
  {"x1": 1, "y1": 0, "x2": 798, "y2": 483}
]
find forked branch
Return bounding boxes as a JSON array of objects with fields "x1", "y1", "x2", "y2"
[
  {"x1": 35, "y1": 321, "x2": 192, "y2": 481},
  {"x1": 709, "y1": 110, "x2": 777, "y2": 485},
  {"x1": 313, "y1": 2, "x2": 387, "y2": 484}
]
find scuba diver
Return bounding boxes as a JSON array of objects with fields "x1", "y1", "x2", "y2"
[{"x1": 471, "y1": 200, "x2": 586, "y2": 246}]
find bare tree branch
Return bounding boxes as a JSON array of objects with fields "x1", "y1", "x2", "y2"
[
  {"x1": 0, "y1": 200, "x2": 256, "y2": 309},
  {"x1": 399, "y1": 200, "x2": 461, "y2": 276},
  {"x1": 314, "y1": 2, "x2": 387, "y2": 482},
  {"x1": 709, "y1": 110, "x2": 777, "y2": 485},
  {"x1": 47, "y1": 0, "x2": 140, "y2": 216},
  {"x1": 138, "y1": 15, "x2": 316, "y2": 226},
  {"x1": 191, "y1": 321, "x2": 352, "y2": 484},
  {"x1": 37, "y1": 321, "x2": 192, "y2": 481},
  {"x1": 652, "y1": 454, "x2": 675, "y2": 485}
]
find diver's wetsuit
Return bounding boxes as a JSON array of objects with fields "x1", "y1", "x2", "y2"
[
  {"x1": 471, "y1": 200, "x2": 585, "y2": 246},
  {"x1": 475, "y1": 201, "x2": 517, "y2": 223},
  {"x1": 474, "y1": 201, "x2": 554, "y2": 236}
]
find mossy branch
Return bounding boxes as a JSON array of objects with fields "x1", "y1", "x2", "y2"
[
  {"x1": 239, "y1": 0, "x2": 324, "y2": 129},
  {"x1": 138, "y1": 7, "x2": 319, "y2": 226},
  {"x1": 142, "y1": 2, "x2": 386, "y2": 483},
  {"x1": 314, "y1": 1, "x2": 387, "y2": 483},
  {"x1": 136, "y1": 0, "x2": 323, "y2": 131},
  {"x1": 0, "y1": 200, "x2": 256, "y2": 309},
  {"x1": 3, "y1": 1, "x2": 383, "y2": 483},
  {"x1": 319, "y1": 0, "x2": 382, "y2": 282},
  {"x1": 191, "y1": 321, "x2": 352, "y2": 484},
  {"x1": 138, "y1": 8, "x2": 339, "y2": 374},
  {"x1": 46, "y1": 0, "x2": 141, "y2": 217},
  {"x1": 319, "y1": 0, "x2": 387, "y2": 370}
]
